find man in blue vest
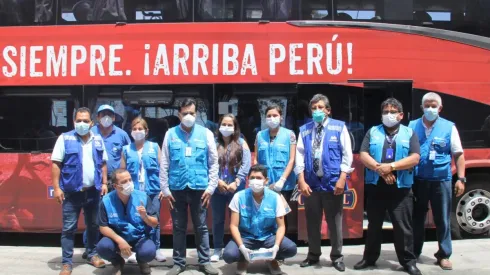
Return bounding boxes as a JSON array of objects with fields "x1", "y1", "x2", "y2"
[
  {"x1": 355, "y1": 98, "x2": 421, "y2": 275},
  {"x1": 51, "y1": 107, "x2": 109, "y2": 275},
  {"x1": 160, "y1": 98, "x2": 220, "y2": 275},
  {"x1": 96, "y1": 168, "x2": 159, "y2": 275},
  {"x1": 409, "y1": 92, "x2": 465, "y2": 270},
  {"x1": 295, "y1": 94, "x2": 354, "y2": 272},
  {"x1": 222, "y1": 164, "x2": 297, "y2": 274}
]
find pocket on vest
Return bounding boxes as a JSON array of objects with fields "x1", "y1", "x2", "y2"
[
  {"x1": 61, "y1": 165, "x2": 78, "y2": 192},
  {"x1": 328, "y1": 143, "x2": 341, "y2": 160},
  {"x1": 432, "y1": 155, "x2": 451, "y2": 178}
]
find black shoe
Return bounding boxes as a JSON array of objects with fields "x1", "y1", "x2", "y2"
[
  {"x1": 333, "y1": 261, "x2": 345, "y2": 272},
  {"x1": 138, "y1": 262, "x2": 151, "y2": 275},
  {"x1": 82, "y1": 251, "x2": 88, "y2": 260},
  {"x1": 405, "y1": 264, "x2": 422, "y2": 275},
  {"x1": 300, "y1": 259, "x2": 319, "y2": 267},
  {"x1": 354, "y1": 260, "x2": 376, "y2": 270}
]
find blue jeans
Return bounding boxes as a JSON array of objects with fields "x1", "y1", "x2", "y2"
[
  {"x1": 413, "y1": 179, "x2": 452, "y2": 258},
  {"x1": 223, "y1": 236, "x2": 297, "y2": 263},
  {"x1": 170, "y1": 188, "x2": 210, "y2": 267},
  {"x1": 96, "y1": 237, "x2": 156, "y2": 265},
  {"x1": 61, "y1": 187, "x2": 100, "y2": 265},
  {"x1": 149, "y1": 193, "x2": 161, "y2": 248},
  {"x1": 211, "y1": 192, "x2": 234, "y2": 250}
]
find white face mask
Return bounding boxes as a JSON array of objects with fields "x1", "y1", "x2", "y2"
[
  {"x1": 266, "y1": 117, "x2": 280, "y2": 129},
  {"x1": 182, "y1": 114, "x2": 196, "y2": 128},
  {"x1": 382, "y1": 113, "x2": 399, "y2": 128},
  {"x1": 249, "y1": 179, "x2": 265, "y2": 193},
  {"x1": 121, "y1": 181, "x2": 134, "y2": 196},
  {"x1": 100, "y1": 115, "x2": 113, "y2": 128},
  {"x1": 219, "y1": 126, "x2": 234, "y2": 137},
  {"x1": 131, "y1": 130, "x2": 146, "y2": 141}
]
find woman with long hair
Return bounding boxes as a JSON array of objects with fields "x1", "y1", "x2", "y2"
[{"x1": 211, "y1": 114, "x2": 251, "y2": 262}]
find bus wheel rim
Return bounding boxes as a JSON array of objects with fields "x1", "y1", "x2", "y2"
[{"x1": 455, "y1": 189, "x2": 490, "y2": 235}]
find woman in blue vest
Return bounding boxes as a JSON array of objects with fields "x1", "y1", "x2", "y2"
[
  {"x1": 254, "y1": 104, "x2": 296, "y2": 225},
  {"x1": 211, "y1": 114, "x2": 251, "y2": 262},
  {"x1": 120, "y1": 117, "x2": 166, "y2": 263}
]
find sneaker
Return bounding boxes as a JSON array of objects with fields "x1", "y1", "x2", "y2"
[
  {"x1": 199, "y1": 263, "x2": 220, "y2": 275},
  {"x1": 88, "y1": 255, "x2": 106, "y2": 268},
  {"x1": 59, "y1": 264, "x2": 72, "y2": 275},
  {"x1": 236, "y1": 261, "x2": 248, "y2": 275},
  {"x1": 267, "y1": 260, "x2": 285, "y2": 275},
  {"x1": 167, "y1": 265, "x2": 186, "y2": 275},
  {"x1": 138, "y1": 262, "x2": 152, "y2": 275},
  {"x1": 127, "y1": 252, "x2": 137, "y2": 263},
  {"x1": 210, "y1": 248, "x2": 223, "y2": 262},
  {"x1": 112, "y1": 262, "x2": 124, "y2": 275},
  {"x1": 155, "y1": 249, "x2": 166, "y2": 262},
  {"x1": 437, "y1": 258, "x2": 453, "y2": 270},
  {"x1": 82, "y1": 251, "x2": 88, "y2": 260}
]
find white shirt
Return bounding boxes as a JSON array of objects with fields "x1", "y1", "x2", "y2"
[
  {"x1": 51, "y1": 132, "x2": 108, "y2": 188},
  {"x1": 423, "y1": 119, "x2": 463, "y2": 154},
  {"x1": 229, "y1": 191, "x2": 287, "y2": 218},
  {"x1": 159, "y1": 125, "x2": 219, "y2": 196},
  {"x1": 295, "y1": 118, "x2": 354, "y2": 176},
  {"x1": 137, "y1": 150, "x2": 146, "y2": 191}
]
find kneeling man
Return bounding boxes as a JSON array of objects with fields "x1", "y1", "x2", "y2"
[
  {"x1": 223, "y1": 164, "x2": 297, "y2": 275},
  {"x1": 96, "y1": 168, "x2": 159, "y2": 275}
]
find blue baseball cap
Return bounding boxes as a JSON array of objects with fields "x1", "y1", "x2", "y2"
[{"x1": 97, "y1": 104, "x2": 115, "y2": 114}]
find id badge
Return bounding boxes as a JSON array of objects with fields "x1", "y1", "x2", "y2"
[
  {"x1": 185, "y1": 147, "x2": 192, "y2": 157},
  {"x1": 223, "y1": 167, "x2": 229, "y2": 180},
  {"x1": 429, "y1": 150, "x2": 436, "y2": 160},
  {"x1": 385, "y1": 148, "x2": 394, "y2": 160},
  {"x1": 314, "y1": 149, "x2": 321, "y2": 159}
]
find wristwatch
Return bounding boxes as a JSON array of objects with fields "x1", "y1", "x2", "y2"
[
  {"x1": 458, "y1": 177, "x2": 467, "y2": 183},
  {"x1": 390, "y1": 163, "x2": 396, "y2": 171}
]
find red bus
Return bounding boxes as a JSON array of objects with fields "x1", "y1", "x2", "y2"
[{"x1": 0, "y1": 0, "x2": 489, "y2": 241}]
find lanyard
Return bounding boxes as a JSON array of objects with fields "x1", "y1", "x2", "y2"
[{"x1": 386, "y1": 133, "x2": 397, "y2": 148}]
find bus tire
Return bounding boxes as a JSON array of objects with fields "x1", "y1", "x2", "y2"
[{"x1": 451, "y1": 173, "x2": 490, "y2": 239}]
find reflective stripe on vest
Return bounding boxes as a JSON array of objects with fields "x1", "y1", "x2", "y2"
[
  {"x1": 409, "y1": 117, "x2": 453, "y2": 181},
  {"x1": 365, "y1": 124, "x2": 414, "y2": 188},
  {"x1": 238, "y1": 188, "x2": 278, "y2": 241},
  {"x1": 257, "y1": 127, "x2": 297, "y2": 191},
  {"x1": 123, "y1": 141, "x2": 161, "y2": 195}
]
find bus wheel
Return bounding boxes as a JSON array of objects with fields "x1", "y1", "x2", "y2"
[{"x1": 451, "y1": 173, "x2": 490, "y2": 239}]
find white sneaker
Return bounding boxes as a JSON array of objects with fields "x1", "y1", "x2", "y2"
[
  {"x1": 126, "y1": 252, "x2": 137, "y2": 263},
  {"x1": 154, "y1": 249, "x2": 166, "y2": 262},
  {"x1": 210, "y1": 254, "x2": 220, "y2": 262}
]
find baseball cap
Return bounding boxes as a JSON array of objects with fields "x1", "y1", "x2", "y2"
[{"x1": 97, "y1": 104, "x2": 115, "y2": 114}]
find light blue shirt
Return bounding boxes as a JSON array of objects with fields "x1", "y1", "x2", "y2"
[{"x1": 51, "y1": 132, "x2": 109, "y2": 188}]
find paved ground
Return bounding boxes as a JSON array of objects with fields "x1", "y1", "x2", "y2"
[{"x1": 1, "y1": 239, "x2": 489, "y2": 275}]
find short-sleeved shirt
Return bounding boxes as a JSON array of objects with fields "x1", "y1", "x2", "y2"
[
  {"x1": 98, "y1": 194, "x2": 159, "y2": 227},
  {"x1": 91, "y1": 125, "x2": 131, "y2": 177},
  {"x1": 51, "y1": 132, "x2": 109, "y2": 188},
  {"x1": 229, "y1": 192, "x2": 287, "y2": 218}
]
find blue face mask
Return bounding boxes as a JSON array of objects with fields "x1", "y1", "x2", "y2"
[
  {"x1": 312, "y1": 110, "x2": 325, "y2": 123},
  {"x1": 423, "y1": 107, "x2": 439, "y2": 122},
  {"x1": 75, "y1": 122, "x2": 90, "y2": 136}
]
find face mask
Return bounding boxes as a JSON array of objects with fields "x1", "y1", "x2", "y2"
[
  {"x1": 131, "y1": 130, "x2": 146, "y2": 141},
  {"x1": 266, "y1": 117, "x2": 280, "y2": 129},
  {"x1": 249, "y1": 179, "x2": 265, "y2": 193},
  {"x1": 100, "y1": 115, "x2": 113, "y2": 128},
  {"x1": 382, "y1": 113, "x2": 399, "y2": 128},
  {"x1": 219, "y1": 126, "x2": 234, "y2": 137},
  {"x1": 75, "y1": 122, "x2": 90, "y2": 136},
  {"x1": 121, "y1": 181, "x2": 134, "y2": 196},
  {"x1": 182, "y1": 114, "x2": 196, "y2": 128},
  {"x1": 312, "y1": 110, "x2": 325, "y2": 123},
  {"x1": 424, "y1": 107, "x2": 439, "y2": 122}
]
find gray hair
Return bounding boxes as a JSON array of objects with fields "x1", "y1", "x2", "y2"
[
  {"x1": 381, "y1": 98, "x2": 403, "y2": 113},
  {"x1": 309, "y1": 94, "x2": 331, "y2": 110},
  {"x1": 421, "y1": 92, "x2": 442, "y2": 107}
]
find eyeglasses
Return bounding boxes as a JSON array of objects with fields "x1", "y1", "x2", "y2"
[{"x1": 382, "y1": 110, "x2": 400, "y2": 115}]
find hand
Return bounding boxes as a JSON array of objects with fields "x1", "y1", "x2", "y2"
[
  {"x1": 54, "y1": 188, "x2": 65, "y2": 204},
  {"x1": 454, "y1": 180, "x2": 465, "y2": 197},
  {"x1": 239, "y1": 244, "x2": 252, "y2": 262},
  {"x1": 164, "y1": 194, "x2": 176, "y2": 210},
  {"x1": 271, "y1": 244, "x2": 280, "y2": 259},
  {"x1": 201, "y1": 191, "x2": 212, "y2": 208},
  {"x1": 273, "y1": 178, "x2": 285, "y2": 192},
  {"x1": 333, "y1": 178, "x2": 345, "y2": 195},
  {"x1": 136, "y1": 201, "x2": 147, "y2": 219},
  {"x1": 158, "y1": 191, "x2": 164, "y2": 200},
  {"x1": 382, "y1": 173, "x2": 396, "y2": 185},
  {"x1": 376, "y1": 163, "x2": 393, "y2": 176},
  {"x1": 298, "y1": 181, "x2": 312, "y2": 197},
  {"x1": 100, "y1": 184, "x2": 108, "y2": 196},
  {"x1": 117, "y1": 239, "x2": 132, "y2": 258},
  {"x1": 227, "y1": 181, "x2": 238, "y2": 193},
  {"x1": 218, "y1": 180, "x2": 228, "y2": 193}
]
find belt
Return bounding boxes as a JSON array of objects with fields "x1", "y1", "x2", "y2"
[{"x1": 81, "y1": 186, "x2": 96, "y2": 192}]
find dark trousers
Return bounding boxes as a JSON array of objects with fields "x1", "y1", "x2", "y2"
[
  {"x1": 413, "y1": 179, "x2": 452, "y2": 259},
  {"x1": 304, "y1": 191, "x2": 344, "y2": 262},
  {"x1": 171, "y1": 188, "x2": 210, "y2": 267},
  {"x1": 222, "y1": 236, "x2": 297, "y2": 263},
  {"x1": 281, "y1": 190, "x2": 294, "y2": 232},
  {"x1": 364, "y1": 184, "x2": 416, "y2": 267},
  {"x1": 211, "y1": 191, "x2": 234, "y2": 250},
  {"x1": 96, "y1": 237, "x2": 156, "y2": 265}
]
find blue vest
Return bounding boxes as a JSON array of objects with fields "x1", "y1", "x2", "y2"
[
  {"x1": 257, "y1": 127, "x2": 297, "y2": 191},
  {"x1": 102, "y1": 190, "x2": 148, "y2": 243},
  {"x1": 123, "y1": 141, "x2": 161, "y2": 195},
  {"x1": 409, "y1": 117, "x2": 453, "y2": 181},
  {"x1": 299, "y1": 119, "x2": 347, "y2": 192},
  {"x1": 59, "y1": 130, "x2": 104, "y2": 193},
  {"x1": 365, "y1": 125, "x2": 414, "y2": 188},
  {"x1": 238, "y1": 188, "x2": 279, "y2": 241},
  {"x1": 167, "y1": 125, "x2": 209, "y2": 190}
]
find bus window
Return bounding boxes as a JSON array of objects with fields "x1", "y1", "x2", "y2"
[
  {"x1": 0, "y1": 0, "x2": 55, "y2": 26},
  {"x1": 194, "y1": 0, "x2": 239, "y2": 21},
  {"x1": 0, "y1": 86, "x2": 81, "y2": 153},
  {"x1": 244, "y1": 0, "x2": 296, "y2": 21}
]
